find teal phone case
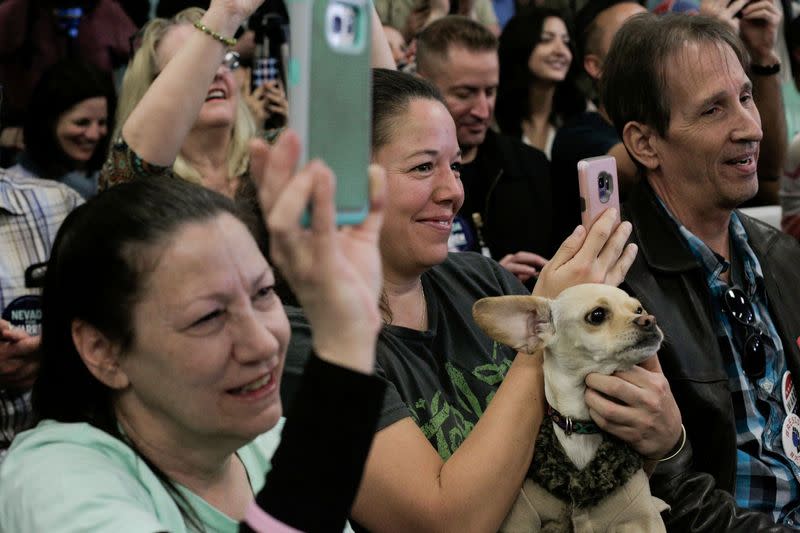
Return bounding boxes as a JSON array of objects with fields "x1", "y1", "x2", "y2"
[{"x1": 287, "y1": 0, "x2": 372, "y2": 226}]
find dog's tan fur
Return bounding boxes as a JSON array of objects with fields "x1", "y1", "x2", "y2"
[{"x1": 473, "y1": 283, "x2": 668, "y2": 532}]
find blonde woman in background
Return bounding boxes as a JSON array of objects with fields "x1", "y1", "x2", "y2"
[
  {"x1": 101, "y1": 0, "x2": 395, "y2": 198},
  {"x1": 102, "y1": 4, "x2": 257, "y2": 198}
]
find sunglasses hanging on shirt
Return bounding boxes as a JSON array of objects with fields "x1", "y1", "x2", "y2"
[{"x1": 722, "y1": 286, "x2": 770, "y2": 379}]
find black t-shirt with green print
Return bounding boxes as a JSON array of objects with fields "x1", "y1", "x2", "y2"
[
  {"x1": 281, "y1": 252, "x2": 527, "y2": 460},
  {"x1": 370, "y1": 252, "x2": 527, "y2": 459}
]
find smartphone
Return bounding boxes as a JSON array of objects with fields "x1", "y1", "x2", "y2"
[
  {"x1": 577, "y1": 155, "x2": 620, "y2": 228},
  {"x1": 287, "y1": 0, "x2": 372, "y2": 226},
  {"x1": 252, "y1": 14, "x2": 289, "y2": 91}
]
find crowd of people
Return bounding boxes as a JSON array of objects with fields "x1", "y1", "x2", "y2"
[{"x1": 1, "y1": 0, "x2": 800, "y2": 531}]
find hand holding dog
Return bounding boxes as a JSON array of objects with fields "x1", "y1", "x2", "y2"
[
  {"x1": 584, "y1": 354, "x2": 683, "y2": 460},
  {"x1": 533, "y1": 209, "x2": 637, "y2": 299}
]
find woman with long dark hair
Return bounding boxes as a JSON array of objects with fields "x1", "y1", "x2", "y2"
[
  {"x1": 7, "y1": 59, "x2": 115, "y2": 198},
  {"x1": 495, "y1": 8, "x2": 585, "y2": 159}
]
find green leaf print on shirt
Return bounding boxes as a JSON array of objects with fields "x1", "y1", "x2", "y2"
[{"x1": 409, "y1": 341, "x2": 512, "y2": 459}]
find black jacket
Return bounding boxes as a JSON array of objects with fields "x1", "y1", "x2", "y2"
[
  {"x1": 622, "y1": 181, "x2": 800, "y2": 532},
  {"x1": 470, "y1": 129, "x2": 553, "y2": 262}
]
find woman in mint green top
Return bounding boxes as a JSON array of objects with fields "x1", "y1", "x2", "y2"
[{"x1": 0, "y1": 130, "x2": 388, "y2": 532}]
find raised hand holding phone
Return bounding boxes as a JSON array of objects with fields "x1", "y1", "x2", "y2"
[
  {"x1": 250, "y1": 132, "x2": 385, "y2": 372},
  {"x1": 287, "y1": 0, "x2": 372, "y2": 226}
]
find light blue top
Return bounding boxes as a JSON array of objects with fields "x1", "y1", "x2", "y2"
[
  {"x1": 7, "y1": 162, "x2": 98, "y2": 200},
  {"x1": 0, "y1": 419, "x2": 284, "y2": 533}
]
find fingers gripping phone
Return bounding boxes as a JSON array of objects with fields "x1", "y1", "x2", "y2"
[
  {"x1": 288, "y1": 0, "x2": 371, "y2": 225},
  {"x1": 577, "y1": 155, "x2": 621, "y2": 228},
  {"x1": 729, "y1": 0, "x2": 755, "y2": 18}
]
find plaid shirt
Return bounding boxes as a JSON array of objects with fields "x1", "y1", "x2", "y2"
[
  {"x1": 0, "y1": 171, "x2": 82, "y2": 459},
  {"x1": 666, "y1": 206, "x2": 800, "y2": 526}
]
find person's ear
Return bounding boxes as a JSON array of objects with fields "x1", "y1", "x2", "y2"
[
  {"x1": 622, "y1": 121, "x2": 660, "y2": 171},
  {"x1": 71, "y1": 319, "x2": 129, "y2": 390},
  {"x1": 584, "y1": 53, "x2": 603, "y2": 81}
]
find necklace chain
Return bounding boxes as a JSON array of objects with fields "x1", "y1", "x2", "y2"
[{"x1": 419, "y1": 285, "x2": 427, "y2": 331}]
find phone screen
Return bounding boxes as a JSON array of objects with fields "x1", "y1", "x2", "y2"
[{"x1": 577, "y1": 155, "x2": 621, "y2": 228}]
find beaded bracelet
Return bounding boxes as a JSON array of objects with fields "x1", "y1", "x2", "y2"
[{"x1": 193, "y1": 20, "x2": 237, "y2": 47}]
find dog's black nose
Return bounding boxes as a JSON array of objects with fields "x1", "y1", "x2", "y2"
[{"x1": 634, "y1": 314, "x2": 656, "y2": 328}]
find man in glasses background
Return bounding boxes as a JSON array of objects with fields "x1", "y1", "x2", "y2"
[{"x1": 595, "y1": 6, "x2": 800, "y2": 532}]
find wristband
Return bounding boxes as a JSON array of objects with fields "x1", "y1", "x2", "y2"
[
  {"x1": 192, "y1": 20, "x2": 237, "y2": 47},
  {"x1": 655, "y1": 423, "x2": 686, "y2": 463},
  {"x1": 750, "y1": 63, "x2": 780, "y2": 76}
]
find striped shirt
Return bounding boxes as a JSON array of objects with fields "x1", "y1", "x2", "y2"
[
  {"x1": 0, "y1": 171, "x2": 82, "y2": 460},
  {"x1": 667, "y1": 206, "x2": 800, "y2": 526}
]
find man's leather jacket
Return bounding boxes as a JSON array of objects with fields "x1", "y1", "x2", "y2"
[{"x1": 622, "y1": 181, "x2": 800, "y2": 532}]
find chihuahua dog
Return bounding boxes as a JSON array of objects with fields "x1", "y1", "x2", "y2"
[{"x1": 473, "y1": 284, "x2": 669, "y2": 533}]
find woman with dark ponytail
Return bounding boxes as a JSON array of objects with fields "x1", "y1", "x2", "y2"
[{"x1": 0, "y1": 132, "x2": 388, "y2": 533}]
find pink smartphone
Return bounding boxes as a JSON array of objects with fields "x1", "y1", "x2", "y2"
[{"x1": 577, "y1": 155, "x2": 621, "y2": 228}]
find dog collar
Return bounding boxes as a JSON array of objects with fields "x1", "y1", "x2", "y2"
[{"x1": 547, "y1": 404, "x2": 602, "y2": 436}]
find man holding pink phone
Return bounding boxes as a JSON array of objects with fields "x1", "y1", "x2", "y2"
[{"x1": 599, "y1": 10, "x2": 800, "y2": 532}]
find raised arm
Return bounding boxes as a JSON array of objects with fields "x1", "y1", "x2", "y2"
[
  {"x1": 121, "y1": 0, "x2": 263, "y2": 166},
  {"x1": 242, "y1": 131, "x2": 387, "y2": 532},
  {"x1": 371, "y1": 2, "x2": 398, "y2": 70},
  {"x1": 741, "y1": 0, "x2": 787, "y2": 203}
]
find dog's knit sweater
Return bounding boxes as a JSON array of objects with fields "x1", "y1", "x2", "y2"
[{"x1": 528, "y1": 421, "x2": 643, "y2": 509}]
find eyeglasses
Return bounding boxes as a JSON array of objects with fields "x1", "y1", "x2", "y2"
[
  {"x1": 722, "y1": 286, "x2": 768, "y2": 379},
  {"x1": 148, "y1": 51, "x2": 242, "y2": 81},
  {"x1": 222, "y1": 51, "x2": 241, "y2": 71}
]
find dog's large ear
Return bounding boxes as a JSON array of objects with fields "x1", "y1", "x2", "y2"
[{"x1": 472, "y1": 295, "x2": 553, "y2": 354}]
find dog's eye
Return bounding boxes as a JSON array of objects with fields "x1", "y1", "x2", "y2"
[
  {"x1": 586, "y1": 307, "x2": 607, "y2": 325},
  {"x1": 635, "y1": 306, "x2": 643, "y2": 314}
]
